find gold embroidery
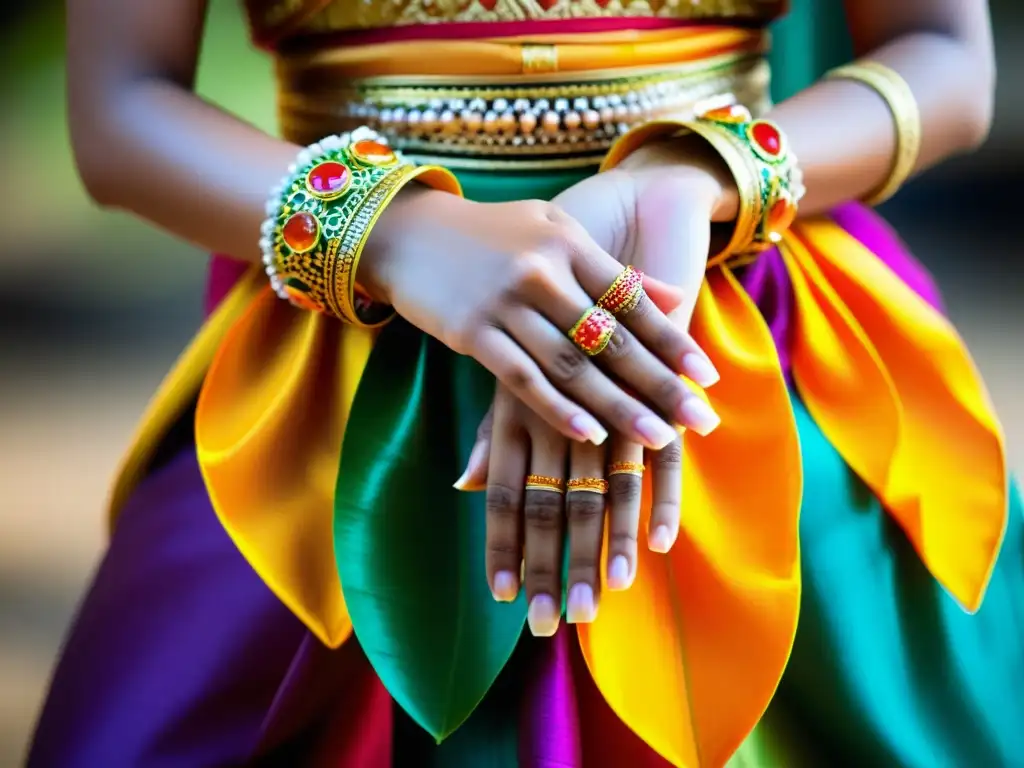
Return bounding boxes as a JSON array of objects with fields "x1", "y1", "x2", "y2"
[
  {"x1": 521, "y1": 44, "x2": 559, "y2": 74},
  {"x1": 288, "y1": 0, "x2": 786, "y2": 35}
]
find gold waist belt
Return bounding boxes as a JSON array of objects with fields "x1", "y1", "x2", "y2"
[{"x1": 277, "y1": 52, "x2": 771, "y2": 169}]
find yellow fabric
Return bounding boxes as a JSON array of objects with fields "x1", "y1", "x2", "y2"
[
  {"x1": 579, "y1": 265, "x2": 802, "y2": 767},
  {"x1": 106, "y1": 268, "x2": 266, "y2": 523},
  {"x1": 784, "y1": 222, "x2": 1006, "y2": 610},
  {"x1": 276, "y1": 27, "x2": 766, "y2": 79},
  {"x1": 195, "y1": 284, "x2": 377, "y2": 648}
]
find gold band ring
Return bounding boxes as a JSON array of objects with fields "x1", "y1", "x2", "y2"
[
  {"x1": 567, "y1": 477, "x2": 610, "y2": 495},
  {"x1": 598, "y1": 266, "x2": 645, "y2": 316},
  {"x1": 608, "y1": 461, "x2": 645, "y2": 477},
  {"x1": 569, "y1": 306, "x2": 616, "y2": 356},
  {"x1": 525, "y1": 474, "x2": 565, "y2": 494}
]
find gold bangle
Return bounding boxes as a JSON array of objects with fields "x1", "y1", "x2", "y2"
[
  {"x1": 263, "y1": 128, "x2": 462, "y2": 327},
  {"x1": 825, "y1": 61, "x2": 921, "y2": 206},
  {"x1": 601, "y1": 105, "x2": 803, "y2": 268}
]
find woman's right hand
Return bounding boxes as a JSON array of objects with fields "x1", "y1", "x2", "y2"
[{"x1": 361, "y1": 188, "x2": 721, "y2": 449}]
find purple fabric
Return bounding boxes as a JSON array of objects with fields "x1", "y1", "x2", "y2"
[
  {"x1": 519, "y1": 627, "x2": 583, "y2": 767},
  {"x1": 205, "y1": 255, "x2": 250, "y2": 317},
  {"x1": 27, "y1": 450, "x2": 307, "y2": 768}
]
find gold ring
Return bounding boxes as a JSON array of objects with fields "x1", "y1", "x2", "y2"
[
  {"x1": 568, "y1": 306, "x2": 616, "y2": 356},
  {"x1": 526, "y1": 474, "x2": 565, "y2": 494},
  {"x1": 598, "y1": 266, "x2": 645, "y2": 316},
  {"x1": 608, "y1": 461, "x2": 645, "y2": 477},
  {"x1": 567, "y1": 477, "x2": 610, "y2": 495}
]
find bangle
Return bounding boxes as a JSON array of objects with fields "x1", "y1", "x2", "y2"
[
  {"x1": 824, "y1": 61, "x2": 921, "y2": 206},
  {"x1": 260, "y1": 127, "x2": 462, "y2": 326},
  {"x1": 600, "y1": 104, "x2": 804, "y2": 268}
]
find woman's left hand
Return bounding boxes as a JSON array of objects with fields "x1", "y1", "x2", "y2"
[{"x1": 457, "y1": 140, "x2": 738, "y2": 632}]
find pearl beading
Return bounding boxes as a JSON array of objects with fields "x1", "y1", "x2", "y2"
[{"x1": 279, "y1": 57, "x2": 771, "y2": 164}]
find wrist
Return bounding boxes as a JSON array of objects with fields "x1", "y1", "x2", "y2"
[
  {"x1": 359, "y1": 184, "x2": 467, "y2": 305},
  {"x1": 618, "y1": 137, "x2": 740, "y2": 222}
]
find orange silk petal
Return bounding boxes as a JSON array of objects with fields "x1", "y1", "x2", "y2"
[
  {"x1": 579, "y1": 267, "x2": 802, "y2": 767},
  {"x1": 786, "y1": 221, "x2": 1007, "y2": 611},
  {"x1": 194, "y1": 272, "x2": 377, "y2": 648}
]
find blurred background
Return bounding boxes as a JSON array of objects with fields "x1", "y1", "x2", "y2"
[{"x1": 1, "y1": 0, "x2": 1022, "y2": 763}]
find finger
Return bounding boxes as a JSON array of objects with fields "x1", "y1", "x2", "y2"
[
  {"x1": 484, "y1": 392, "x2": 529, "y2": 603},
  {"x1": 565, "y1": 442, "x2": 607, "y2": 624},
  {"x1": 523, "y1": 428, "x2": 569, "y2": 637},
  {"x1": 454, "y1": 404, "x2": 494, "y2": 491},
  {"x1": 596, "y1": 322, "x2": 721, "y2": 437},
  {"x1": 605, "y1": 440, "x2": 644, "y2": 590},
  {"x1": 616, "y1": 288, "x2": 720, "y2": 388},
  {"x1": 508, "y1": 264, "x2": 720, "y2": 437},
  {"x1": 502, "y1": 307, "x2": 678, "y2": 450},
  {"x1": 558, "y1": 222, "x2": 718, "y2": 387},
  {"x1": 472, "y1": 325, "x2": 608, "y2": 446},
  {"x1": 642, "y1": 274, "x2": 686, "y2": 314},
  {"x1": 648, "y1": 435, "x2": 683, "y2": 553}
]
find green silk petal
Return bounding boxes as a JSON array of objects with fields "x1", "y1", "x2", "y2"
[{"x1": 333, "y1": 319, "x2": 527, "y2": 742}]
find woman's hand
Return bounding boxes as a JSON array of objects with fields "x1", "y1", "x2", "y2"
[
  {"x1": 473, "y1": 386, "x2": 676, "y2": 636},
  {"x1": 361, "y1": 189, "x2": 722, "y2": 449},
  {"x1": 457, "y1": 277, "x2": 703, "y2": 636},
  {"x1": 457, "y1": 141, "x2": 738, "y2": 621}
]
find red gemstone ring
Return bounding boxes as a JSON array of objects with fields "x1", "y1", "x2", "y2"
[
  {"x1": 597, "y1": 265, "x2": 645, "y2": 316},
  {"x1": 569, "y1": 306, "x2": 616, "y2": 356}
]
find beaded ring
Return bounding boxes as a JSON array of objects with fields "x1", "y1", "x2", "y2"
[{"x1": 569, "y1": 306, "x2": 617, "y2": 356}]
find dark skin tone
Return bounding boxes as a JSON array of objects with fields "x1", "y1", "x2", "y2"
[{"x1": 68, "y1": 0, "x2": 995, "y2": 635}]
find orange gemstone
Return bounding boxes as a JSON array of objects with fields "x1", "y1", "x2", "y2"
[
  {"x1": 750, "y1": 121, "x2": 782, "y2": 156},
  {"x1": 284, "y1": 285, "x2": 322, "y2": 313},
  {"x1": 282, "y1": 211, "x2": 320, "y2": 253},
  {"x1": 767, "y1": 196, "x2": 797, "y2": 236},
  {"x1": 351, "y1": 140, "x2": 397, "y2": 166},
  {"x1": 702, "y1": 104, "x2": 751, "y2": 123}
]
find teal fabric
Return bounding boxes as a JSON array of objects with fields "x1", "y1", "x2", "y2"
[
  {"x1": 761, "y1": 394, "x2": 1024, "y2": 767},
  {"x1": 769, "y1": 0, "x2": 853, "y2": 101}
]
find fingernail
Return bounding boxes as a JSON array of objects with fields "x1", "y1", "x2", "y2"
[
  {"x1": 607, "y1": 555, "x2": 633, "y2": 591},
  {"x1": 634, "y1": 415, "x2": 678, "y2": 450},
  {"x1": 649, "y1": 524, "x2": 676, "y2": 553},
  {"x1": 453, "y1": 441, "x2": 487, "y2": 491},
  {"x1": 527, "y1": 594, "x2": 560, "y2": 637},
  {"x1": 570, "y1": 413, "x2": 608, "y2": 446},
  {"x1": 566, "y1": 583, "x2": 598, "y2": 624},
  {"x1": 679, "y1": 398, "x2": 721, "y2": 437},
  {"x1": 492, "y1": 571, "x2": 519, "y2": 602},
  {"x1": 682, "y1": 352, "x2": 719, "y2": 388}
]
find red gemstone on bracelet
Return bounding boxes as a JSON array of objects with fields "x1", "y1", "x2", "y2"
[
  {"x1": 750, "y1": 121, "x2": 782, "y2": 156},
  {"x1": 282, "y1": 211, "x2": 321, "y2": 253},
  {"x1": 351, "y1": 140, "x2": 397, "y2": 166},
  {"x1": 306, "y1": 161, "x2": 351, "y2": 199}
]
